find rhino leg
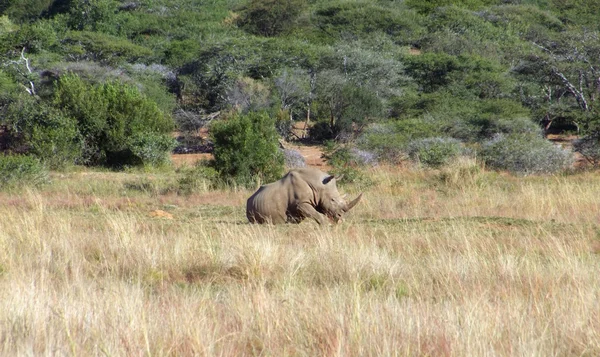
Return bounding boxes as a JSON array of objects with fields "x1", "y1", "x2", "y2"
[{"x1": 297, "y1": 202, "x2": 329, "y2": 225}]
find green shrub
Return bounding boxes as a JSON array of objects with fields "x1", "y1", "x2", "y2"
[
  {"x1": 128, "y1": 132, "x2": 177, "y2": 167},
  {"x1": 479, "y1": 133, "x2": 573, "y2": 175},
  {"x1": 177, "y1": 161, "x2": 220, "y2": 195},
  {"x1": 407, "y1": 137, "x2": 465, "y2": 167},
  {"x1": 406, "y1": 0, "x2": 500, "y2": 15},
  {"x1": 358, "y1": 119, "x2": 440, "y2": 163},
  {"x1": 5, "y1": 97, "x2": 81, "y2": 169},
  {"x1": 0, "y1": 155, "x2": 48, "y2": 189},
  {"x1": 0, "y1": 69, "x2": 19, "y2": 106},
  {"x1": 210, "y1": 111, "x2": 284, "y2": 186},
  {"x1": 61, "y1": 31, "x2": 153, "y2": 65},
  {"x1": 53, "y1": 74, "x2": 174, "y2": 167},
  {"x1": 1, "y1": 0, "x2": 54, "y2": 23},
  {"x1": 236, "y1": 0, "x2": 307, "y2": 37},
  {"x1": 313, "y1": 1, "x2": 425, "y2": 43}
]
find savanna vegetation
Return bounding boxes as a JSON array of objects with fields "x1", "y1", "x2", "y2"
[
  {"x1": 1, "y1": 163, "x2": 600, "y2": 355},
  {"x1": 2, "y1": 0, "x2": 600, "y2": 355},
  {"x1": 2, "y1": 0, "x2": 600, "y2": 174}
]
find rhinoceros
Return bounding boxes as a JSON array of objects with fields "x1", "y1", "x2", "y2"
[{"x1": 246, "y1": 167, "x2": 362, "y2": 225}]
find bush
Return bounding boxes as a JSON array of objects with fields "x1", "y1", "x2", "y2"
[
  {"x1": 236, "y1": 0, "x2": 307, "y2": 37},
  {"x1": 177, "y1": 162, "x2": 220, "y2": 195},
  {"x1": 357, "y1": 119, "x2": 441, "y2": 163},
  {"x1": 407, "y1": 137, "x2": 465, "y2": 168},
  {"x1": 479, "y1": 133, "x2": 573, "y2": 175},
  {"x1": 128, "y1": 132, "x2": 177, "y2": 167},
  {"x1": 61, "y1": 31, "x2": 153, "y2": 65},
  {"x1": 0, "y1": 155, "x2": 48, "y2": 189},
  {"x1": 210, "y1": 111, "x2": 284, "y2": 186},
  {"x1": 313, "y1": 2, "x2": 425, "y2": 43},
  {"x1": 5, "y1": 97, "x2": 81, "y2": 169},
  {"x1": 53, "y1": 74, "x2": 174, "y2": 167}
]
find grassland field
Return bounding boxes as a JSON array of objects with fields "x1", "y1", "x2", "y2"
[{"x1": 1, "y1": 160, "x2": 600, "y2": 356}]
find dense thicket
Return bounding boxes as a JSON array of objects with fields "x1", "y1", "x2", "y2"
[{"x1": 1, "y1": 0, "x2": 599, "y2": 172}]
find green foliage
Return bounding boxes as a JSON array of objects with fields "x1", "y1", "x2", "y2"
[
  {"x1": 0, "y1": 15, "x2": 17, "y2": 32},
  {"x1": 322, "y1": 143, "x2": 374, "y2": 187},
  {"x1": 404, "y1": 53, "x2": 511, "y2": 95},
  {"x1": 53, "y1": 74, "x2": 174, "y2": 167},
  {"x1": 406, "y1": 137, "x2": 465, "y2": 168},
  {"x1": 0, "y1": 154, "x2": 48, "y2": 189},
  {"x1": 403, "y1": 53, "x2": 462, "y2": 93},
  {"x1": 177, "y1": 161, "x2": 220, "y2": 194},
  {"x1": 128, "y1": 132, "x2": 177, "y2": 167},
  {"x1": 65, "y1": 0, "x2": 119, "y2": 32},
  {"x1": 210, "y1": 111, "x2": 284, "y2": 186},
  {"x1": 480, "y1": 5, "x2": 564, "y2": 35},
  {"x1": 5, "y1": 97, "x2": 81, "y2": 169},
  {"x1": 548, "y1": 0, "x2": 600, "y2": 27},
  {"x1": 479, "y1": 133, "x2": 573, "y2": 175},
  {"x1": 61, "y1": 31, "x2": 153, "y2": 65},
  {"x1": 2, "y1": 0, "x2": 597, "y2": 177},
  {"x1": 358, "y1": 119, "x2": 441, "y2": 163},
  {"x1": 312, "y1": 70, "x2": 384, "y2": 140},
  {"x1": 406, "y1": 0, "x2": 501, "y2": 15},
  {"x1": 236, "y1": 0, "x2": 307, "y2": 37},
  {"x1": 1, "y1": 0, "x2": 54, "y2": 23},
  {"x1": 312, "y1": 1, "x2": 425, "y2": 44},
  {"x1": 0, "y1": 69, "x2": 19, "y2": 106},
  {"x1": 0, "y1": 20, "x2": 60, "y2": 54},
  {"x1": 164, "y1": 39, "x2": 202, "y2": 68},
  {"x1": 441, "y1": 101, "x2": 536, "y2": 141}
]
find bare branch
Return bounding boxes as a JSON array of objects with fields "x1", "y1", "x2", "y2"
[
  {"x1": 15, "y1": 47, "x2": 36, "y2": 96},
  {"x1": 551, "y1": 67, "x2": 589, "y2": 111}
]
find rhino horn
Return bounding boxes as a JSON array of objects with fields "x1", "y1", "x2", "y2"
[{"x1": 343, "y1": 193, "x2": 363, "y2": 212}]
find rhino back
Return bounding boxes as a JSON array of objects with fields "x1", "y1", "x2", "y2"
[
  {"x1": 246, "y1": 181, "x2": 289, "y2": 224},
  {"x1": 246, "y1": 170, "x2": 316, "y2": 224}
]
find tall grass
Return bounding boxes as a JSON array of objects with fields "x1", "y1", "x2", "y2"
[{"x1": 1, "y1": 164, "x2": 600, "y2": 355}]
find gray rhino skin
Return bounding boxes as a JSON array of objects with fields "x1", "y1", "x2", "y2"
[{"x1": 246, "y1": 167, "x2": 362, "y2": 225}]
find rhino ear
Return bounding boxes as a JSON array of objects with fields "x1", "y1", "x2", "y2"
[{"x1": 323, "y1": 175, "x2": 335, "y2": 185}]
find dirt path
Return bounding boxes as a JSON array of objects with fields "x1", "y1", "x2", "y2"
[{"x1": 171, "y1": 143, "x2": 329, "y2": 170}]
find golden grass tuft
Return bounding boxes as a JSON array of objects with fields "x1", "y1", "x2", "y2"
[{"x1": 1, "y1": 165, "x2": 600, "y2": 355}]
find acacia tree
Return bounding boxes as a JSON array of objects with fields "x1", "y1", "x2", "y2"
[{"x1": 513, "y1": 29, "x2": 600, "y2": 133}]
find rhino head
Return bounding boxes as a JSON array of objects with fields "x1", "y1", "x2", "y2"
[{"x1": 318, "y1": 174, "x2": 363, "y2": 223}]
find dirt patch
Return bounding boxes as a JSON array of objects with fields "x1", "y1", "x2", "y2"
[
  {"x1": 171, "y1": 145, "x2": 330, "y2": 170},
  {"x1": 171, "y1": 153, "x2": 212, "y2": 167},
  {"x1": 409, "y1": 47, "x2": 422, "y2": 55},
  {"x1": 546, "y1": 134, "x2": 588, "y2": 168}
]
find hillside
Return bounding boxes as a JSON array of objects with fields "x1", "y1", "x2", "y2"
[{"x1": 1, "y1": 0, "x2": 600, "y2": 173}]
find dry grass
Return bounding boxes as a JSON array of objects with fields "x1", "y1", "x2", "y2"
[{"x1": 1, "y1": 162, "x2": 600, "y2": 356}]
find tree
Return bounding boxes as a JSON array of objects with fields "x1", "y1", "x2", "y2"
[
  {"x1": 312, "y1": 70, "x2": 383, "y2": 141},
  {"x1": 512, "y1": 29, "x2": 600, "y2": 133},
  {"x1": 237, "y1": 0, "x2": 307, "y2": 37}
]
